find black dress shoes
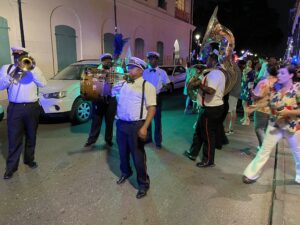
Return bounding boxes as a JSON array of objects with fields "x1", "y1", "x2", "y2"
[
  {"x1": 84, "y1": 141, "x2": 95, "y2": 147},
  {"x1": 25, "y1": 161, "x2": 38, "y2": 169},
  {"x1": 242, "y1": 175, "x2": 256, "y2": 184},
  {"x1": 184, "y1": 151, "x2": 196, "y2": 161},
  {"x1": 156, "y1": 144, "x2": 162, "y2": 149},
  {"x1": 116, "y1": 175, "x2": 129, "y2": 185},
  {"x1": 196, "y1": 162, "x2": 215, "y2": 168},
  {"x1": 136, "y1": 189, "x2": 148, "y2": 199},
  {"x1": 105, "y1": 141, "x2": 113, "y2": 147},
  {"x1": 3, "y1": 171, "x2": 13, "y2": 180}
]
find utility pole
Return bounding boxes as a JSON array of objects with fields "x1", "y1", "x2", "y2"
[
  {"x1": 114, "y1": 0, "x2": 118, "y2": 33},
  {"x1": 17, "y1": 0, "x2": 26, "y2": 47}
]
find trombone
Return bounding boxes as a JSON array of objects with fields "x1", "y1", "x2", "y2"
[{"x1": 9, "y1": 55, "x2": 36, "y2": 84}]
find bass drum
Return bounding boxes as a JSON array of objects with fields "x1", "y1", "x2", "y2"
[{"x1": 80, "y1": 73, "x2": 105, "y2": 101}]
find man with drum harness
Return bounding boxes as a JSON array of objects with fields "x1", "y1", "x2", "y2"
[
  {"x1": 0, "y1": 47, "x2": 47, "y2": 179},
  {"x1": 84, "y1": 53, "x2": 122, "y2": 148}
]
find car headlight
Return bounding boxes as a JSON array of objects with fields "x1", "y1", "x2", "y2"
[{"x1": 43, "y1": 91, "x2": 67, "y2": 99}]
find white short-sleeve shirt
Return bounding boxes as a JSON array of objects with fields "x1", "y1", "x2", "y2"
[
  {"x1": 143, "y1": 67, "x2": 170, "y2": 94},
  {"x1": 115, "y1": 77, "x2": 156, "y2": 121},
  {"x1": 197, "y1": 69, "x2": 225, "y2": 107}
]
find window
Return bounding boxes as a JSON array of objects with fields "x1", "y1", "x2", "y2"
[
  {"x1": 134, "y1": 38, "x2": 144, "y2": 59},
  {"x1": 176, "y1": 0, "x2": 185, "y2": 11},
  {"x1": 103, "y1": 33, "x2": 114, "y2": 55},
  {"x1": 0, "y1": 17, "x2": 11, "y2": 67},
  {"x1": 158, "y1": 0, "x2": 167, "y2": 10},
  {"x1": 53, "y1": 64, "x2": 99, "y2": 80},
  {"x1": 55, "y1": 25, "x2": 77, "y2": 71},
  {"x1": 156, "y1": 41, "x2": 164, "y2": 65},
  {"x1": 174, "y1": 66, "x2": 185, "y2": 74}
]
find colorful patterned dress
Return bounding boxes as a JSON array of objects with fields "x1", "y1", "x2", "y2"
[
  {"x1": 269, "y1": 82, "x2": 300, "y2": 133},
  {"x1": 240, "y1": 68, "x2": 255, "y2": 104}
]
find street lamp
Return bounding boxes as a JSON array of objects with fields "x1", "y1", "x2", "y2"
[{"x1": 195, "y1": 34, "x2": 201, "y2": 42}]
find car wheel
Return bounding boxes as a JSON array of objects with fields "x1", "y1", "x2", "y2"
[{"x1": 70, "y1": 98, "x2": 92, "y2": 124}]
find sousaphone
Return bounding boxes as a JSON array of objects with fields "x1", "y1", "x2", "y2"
[{"x1": 188, "y1": 6, "x2": 239, "y2": 101}]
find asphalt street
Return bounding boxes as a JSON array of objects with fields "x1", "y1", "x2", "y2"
[{"x1": 0, "y1": 90, "x2": 275, "y2": 225}]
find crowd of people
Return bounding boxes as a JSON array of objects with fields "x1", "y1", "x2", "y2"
[
  {"x1": 0, "y1": 45, "x2": 299, "y2": 200},
  {"x1": 183, "y1": 52, "x2": 300, "y2": 185}
]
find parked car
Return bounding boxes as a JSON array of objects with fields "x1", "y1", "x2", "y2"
[
  {"x1": 0, "y1": 104, "x2": 4, "y2": 122},
  {"x1": 39, "y1": 60, "x2": 101, "y2": 124},
  {"x1": 159, "y1": 65, "x2": 186, "y2": 92}
]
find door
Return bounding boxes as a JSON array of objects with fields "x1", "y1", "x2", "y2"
[
  {"x1": 0, "y1": 17, "x2": 11, "y2": 67},
  {"x1": 55, "y1": 25, "x2": 77, "y2": 72}
]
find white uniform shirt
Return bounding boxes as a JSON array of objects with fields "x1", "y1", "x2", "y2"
[
  {"x1": 113, "y1": 77, "x2": 156, "y2": 121},
  {"x1": 143, "y1": 67, "x2": 170, "y2": 94},
  {"x1": 0, "y1": 64, "x2": 47, "y2": 103},
  {"x1": 197, "y1": 69, "x2": 225, "y2": 107}
]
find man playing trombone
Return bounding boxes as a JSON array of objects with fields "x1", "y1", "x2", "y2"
[{"x1": 0, "y1": 47, "x2": 47, "y2": 179}]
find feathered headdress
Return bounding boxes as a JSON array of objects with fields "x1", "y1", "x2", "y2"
[{"x1": 114, "y1": 33, "x2": 129, "y2": 59}]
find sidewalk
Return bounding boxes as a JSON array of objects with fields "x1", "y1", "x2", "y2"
[{"x1": 273, "y1": 140, "x2": 300, "y2": 225}]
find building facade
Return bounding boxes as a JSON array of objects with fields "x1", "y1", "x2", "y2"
[
  {"x1": 0, "y1": 0, "x2": 195, "y2": 100},
  {"x1": 285, "y1": 0, "x2": 300, "y2": 61}
]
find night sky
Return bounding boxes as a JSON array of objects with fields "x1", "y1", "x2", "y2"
[{"x1": 193, "y1": 0, "x2": 295, "y2": 58}]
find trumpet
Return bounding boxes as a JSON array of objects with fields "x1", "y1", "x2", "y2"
[{"x1": 18, "y1": 55, "x2": 36, "y2": 72}]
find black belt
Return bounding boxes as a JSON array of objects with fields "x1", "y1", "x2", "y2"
[
  {"x1": 9, "y1": 101, "x2": 38, "y2": 105},
  {"x1": 118, "y1": 119, "x2": 145, "y2": 124}
]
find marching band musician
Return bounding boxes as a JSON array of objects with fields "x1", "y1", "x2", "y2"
[
  {"x1": 0, "y1": 47, "x2": 47, "y2": 179},
  {"x1": 84, "y1": 53, "x2": 122, "y2": 148},
  {"x1": 143, "y1": 51, "x2": 170, "y2": 148},
  {"x1": 113, "y1": 57, "x2": 156, "y2": 199},
  {"x1": 184, "y1": 51, "x2": 225, "y2": 167}
]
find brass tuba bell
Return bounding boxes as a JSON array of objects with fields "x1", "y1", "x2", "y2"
[{"x1": 187, "y1": 6, "x2": 239, "y2": 101}]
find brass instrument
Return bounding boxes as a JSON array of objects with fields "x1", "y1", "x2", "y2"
[
  {"x1": 18, "y1": 55, "x2": 36, "y2": 72},
  {"x1": 187, "y1": 68, "x2": 214, "y2": 102},
  {"x1": 80, "y1": 67, "x2": 126, "y2": 101},
  {"x1": 187, "y1": 6, "x2": 238, "y2": 101},
  {"x1": 9, "y1": 55, "x2": 36, "y2": 84}
]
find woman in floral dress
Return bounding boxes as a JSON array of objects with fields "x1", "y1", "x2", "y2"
[{"x1": 243, "y1": 64, "x2": 300, "y2": 184}]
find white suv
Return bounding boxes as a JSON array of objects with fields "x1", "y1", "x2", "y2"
[{"x1": 39, "y1": 60, "x2": 101, "y2": 124}]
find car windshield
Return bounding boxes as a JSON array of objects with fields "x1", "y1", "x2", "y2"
[
  {"x1": 160, "y1": 66, "x2": 174, "y2": 76},
  {"x1": 53, "y1": 64, "x2": 99, "y2": 80}
]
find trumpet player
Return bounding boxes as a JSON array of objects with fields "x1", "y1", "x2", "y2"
[{"x1": 0, "y1": 47, "x2": 47, "y2": 179}]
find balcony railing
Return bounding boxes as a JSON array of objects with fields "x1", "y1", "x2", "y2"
[{"x1": 175, "y1": 7, "x2": 190, "y2": 23}]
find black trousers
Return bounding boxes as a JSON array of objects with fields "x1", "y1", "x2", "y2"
[
  {"x1": 6, "y1": 102, "x2": 40, "y2": 173},
  {"x1": 116, "y1": 120, "x2": 149, "y2": 191},
  {"x1": 189, "y1": 105, "x2": 224, "y2": 164},
  {"x1": 216, "y1": 94, "x2": 229, "y2": 148},
  {"x1": 87, "y1": 97, "x2": 117, "y2": 144},
  {"x1": 147, "y1": 94, "x2": 162, "y2": 145}
]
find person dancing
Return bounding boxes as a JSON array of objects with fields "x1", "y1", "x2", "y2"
[{"x1": 243, "y1": 64, "x2": 300, "y2": 184}]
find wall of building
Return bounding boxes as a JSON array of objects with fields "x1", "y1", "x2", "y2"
[{"x1": 0, "y1": 0, "x2": 194, "y2": 100}]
